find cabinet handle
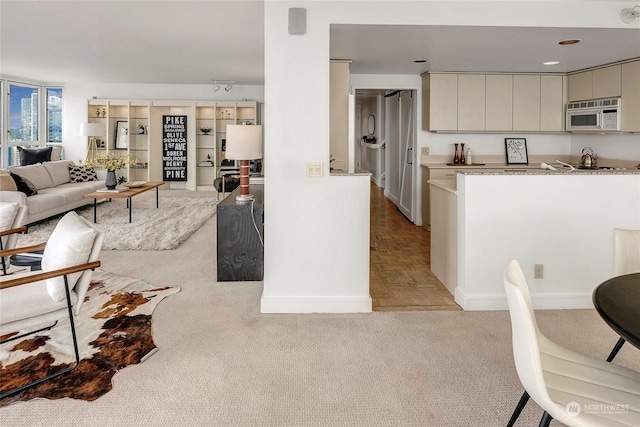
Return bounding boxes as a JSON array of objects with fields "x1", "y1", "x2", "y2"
[{"x1": 407, "y1": 147, "x2": 413, "y2": 165}]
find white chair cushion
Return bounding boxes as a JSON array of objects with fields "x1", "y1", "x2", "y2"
[
  {"x1": 43, "y1": 160, "x2": 73, "y2": 187},
  {"x1": 41, "y1": 211, "x2": 97, "y2": 302},
  {"x1": 0, "y1": 202, "x2": 19, "y2": 231},
  {"x1": 9, "y1": 163, "x2": 54, "y2": 190}
]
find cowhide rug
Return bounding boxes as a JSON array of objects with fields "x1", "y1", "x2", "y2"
[{"x1": 0, "y1": 269, "x2": 179, "y2": 406}]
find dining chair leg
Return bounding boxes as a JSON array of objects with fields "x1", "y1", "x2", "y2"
[
  {"x1": 539, "y1": 411, "x2": 553, "y2": 427},
  {"x1": 507, "y1": 391, "x2": 530, "y2": 427},
  {"x1": 606, "y1": 337, "x2": 626, "y2": 362}
]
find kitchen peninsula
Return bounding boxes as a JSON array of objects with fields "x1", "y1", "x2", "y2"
[{"x1": 429, "y1": 167, "x2": 640, "y2": 311}]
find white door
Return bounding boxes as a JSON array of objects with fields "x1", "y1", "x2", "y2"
[
  {"x1": 398, "y1": 91, "x2": 414, "y2": 220},
  {"x1": 384, "y1": 92, "x2": 400, "y2": 206}
]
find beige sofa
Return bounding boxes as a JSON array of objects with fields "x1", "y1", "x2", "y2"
[{"x1": 0, "y1": 160, "x2": 105, "y2": 224}]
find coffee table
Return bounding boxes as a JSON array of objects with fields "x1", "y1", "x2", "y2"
[{"x1": 83, "y1": 182, "x2": 164, "y2": 223}]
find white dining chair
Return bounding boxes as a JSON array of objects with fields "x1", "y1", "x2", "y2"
[
  {"x1": 606, "y1": 228, "x2": 640, "y2": 362},
  {"x1": 504, "y1": 259, "x2": 640, "y2": 427}
]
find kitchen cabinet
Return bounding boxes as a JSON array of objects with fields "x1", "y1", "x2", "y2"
[
  {"x1": 513, "y1": 75, "x2": 541, "y2": 132},
  {"x1": 421, "y1": 167, "x2": 457, "y2": 229},
  {"x1": 457, "y1": 74, "x2": 485, "y2": 131},
  {"x1": 330, "y1": 60, "x2": 350, "y2": 171},
  {"x1": 568, "y1": 64, "x2": 621, "y2": 102},
  {"x1": 485, "y1": 74, "x2": 513, "y2": 131},
  {"x1": 622, "y1": 60, "x2": 640, "y2": 132},
  {"x1": 422, "y1": 73, "x2": 457, "y2": 131},
  {"x1": 540, "y1": 75, "x2": 565, "y2": 132},
  {"x1": 422, "y1": 72, "x2": 564, "y2": 133}
]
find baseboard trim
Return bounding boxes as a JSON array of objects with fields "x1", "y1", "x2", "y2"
[
  {"x1": 261, "y1": 296, "x2": 373, "y2": 313},
  {"x1": 454, "y1": 289, "x2": 594, "y2": 311}
]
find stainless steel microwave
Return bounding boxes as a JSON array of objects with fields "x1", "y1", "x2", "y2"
[{"x1": 566, "y1": 98, "x2": 621, "y2": 131}]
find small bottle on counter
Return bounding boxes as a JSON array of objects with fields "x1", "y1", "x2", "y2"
[{"x1": 466, "y1": 148, "x2": 472, "y2": 165}]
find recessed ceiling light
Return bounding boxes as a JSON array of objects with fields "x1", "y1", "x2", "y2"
[
  {"x1": 558, "y1": 39, "x2": 581, "y2": 45},
  {"x1": 413, "y1": 59, "x2": 427, "y2": 63},
  {"x1": 543, "y1": 61, "x2": 560, "y2": 66}
]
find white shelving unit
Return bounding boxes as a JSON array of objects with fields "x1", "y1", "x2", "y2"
[{"x1": 86, "y1": 99, "x2": 259, "y2": 191}]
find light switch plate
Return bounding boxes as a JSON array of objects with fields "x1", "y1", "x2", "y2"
[
  {"x1": 307, "y1": 162, "x2": 322, "y2": 177},
  {"x1": 421, "y1": 147, "x2": 430, "y2": 155}
]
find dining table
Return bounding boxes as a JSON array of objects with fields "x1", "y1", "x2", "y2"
[{"x1": 592, "y1": 272, "x2": 640, "y2": 360}]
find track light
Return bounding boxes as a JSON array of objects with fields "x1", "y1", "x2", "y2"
[
  {"x1": 211, "y1": 80, "x2": 234, "y2": 92},
  {"x1": 621, "y1": 5, "x2": 640, "y2": 23}
]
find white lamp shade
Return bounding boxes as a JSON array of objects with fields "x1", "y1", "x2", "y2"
[
  {"x1": 225, "y1": 125, "x2": 262, "y2": 160},
  {"x1": 79, "y1": 122, "x2": 106, "y2": 137}
]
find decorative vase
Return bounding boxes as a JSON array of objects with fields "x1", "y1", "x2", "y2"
[
  {"x1": 105, "y1": 170, "x2": 117, "y2": 190},
  {"x1": 460, "y1": 143, "x2": 466, "y2": 164},
  {"x1": 453, "y1": 143, "x2": 460, "y2": 164}
]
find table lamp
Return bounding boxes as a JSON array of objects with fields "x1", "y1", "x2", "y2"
[
  {"x1": 80, "y1": 122, "x2": 106, "y2": 163},
  {"x1": 225, "y1": 124, "x2": 262, "y2": 203}
]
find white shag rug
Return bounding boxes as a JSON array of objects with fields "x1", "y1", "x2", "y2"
[{"x1": 18, "y1": 197, "x2": 218, "y2": 250}]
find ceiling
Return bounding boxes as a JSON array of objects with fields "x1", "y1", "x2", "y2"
[{"x1": 1, "y1": 2, "x2": 639, "y2": 86}]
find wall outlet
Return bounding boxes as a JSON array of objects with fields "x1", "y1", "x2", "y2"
[
  {"x1": 421, "y1": 147, "x2": 430, "y2": 156},
  {"x1": 534, "y1": 264, "x2": 544, "y2": 279}
]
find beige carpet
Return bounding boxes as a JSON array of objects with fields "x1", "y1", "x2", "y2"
[{"x1": 1, "y1": 190, "x2": 638, "y2": 426}]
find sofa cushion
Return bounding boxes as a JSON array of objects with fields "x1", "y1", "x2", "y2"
[
  {"x1": 11, "y1": 173, "x2": 38, "y2": 196},
  {"x1": 0, "y1": 170, "x2": 17, "y2": 191},
  {"x1": 9, "y1": 163, "x2": 54, "y2": 190},
  {"x1": 17, "y1": 146, "x2": 53, "y2": 166},
  {"x1": 69, "y1": 165, "x2": 98, "y2": 183},
  {"x1": 43, "y1": 160, "x2": 73, "y2": 187},
  {"x1": 42, "y1": 212, "x2": 98, "y2": 302}
]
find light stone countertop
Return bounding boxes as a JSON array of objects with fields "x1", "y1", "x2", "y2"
[
  {"x1": 330, "y1": 169, "x2": 372, "y2": 176},
  {"x1": 457, "y1": 169, "x2": 640, "y2": 175}
]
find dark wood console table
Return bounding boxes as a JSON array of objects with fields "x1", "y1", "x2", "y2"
[{"x1": 217, "y1": 184, "x2": 264, "y2": 281}]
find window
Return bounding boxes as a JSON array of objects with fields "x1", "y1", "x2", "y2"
[
  {"x1": 46, "y1": 88, "x2": 63, "y2": 143},
  {"x1": 8, "y1": 83, "x2": 39, "y2": 143}
]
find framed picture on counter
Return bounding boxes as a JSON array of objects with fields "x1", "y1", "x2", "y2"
[{"x1": 505, "y1": 138, "x2": 528, "y2": 164}]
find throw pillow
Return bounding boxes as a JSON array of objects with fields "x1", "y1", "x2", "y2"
[
  {"x1": 42, "y1": 211, "x2": 98, "y2": 302},
  {"x1": 0, "y1": 170, "x2": 17, "y2": 191},
  {"x1": 69, "y1": 165, "x2": 98, "y2": 183},
  {"x1": 10, "y1": 173, "x2": 38, "y2": 196},
  {"x1": 17, "y1": 146, "x2": 53, "y2": 166}
]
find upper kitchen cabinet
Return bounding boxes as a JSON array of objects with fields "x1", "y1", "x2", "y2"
[
  {"x1": 485, "y1": 74, "x2": 513, "y2": 131},
  {"x1": 568, "y1": 64, "x2": 621, "y2": 101},
  {"x1": 513, "y1": 75, "x2": 541, "y2": 132},
  {"x1": 540, "y1": 75, "x2": 565, "y2": 132},
  {"x1": 422, "y1": 73, "x2": 457, "y2": 131},
  {"x1": 622, "y1": 60, "x2": 640, "y2": 132},
  {"x1": 457, "y1": 74, "x2": 485, "y2": 131},
  {"x1": 330, "y1": 60, "x2": 351, "y2": 171}
]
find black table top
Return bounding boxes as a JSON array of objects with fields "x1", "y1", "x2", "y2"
[{"x1": 593, "y1": 272, "x2": 640, "y2": 350}]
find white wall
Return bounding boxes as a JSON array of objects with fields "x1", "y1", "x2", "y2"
[
  {"x1": 570, "y1": 133, "x2": 640, "y2": 163},
  {"x1": 457, "y1": 173, "x2": 640, "y2": 310},
  {"x1": 62, "y1": 82, "x2": 264, "y2": 164}
]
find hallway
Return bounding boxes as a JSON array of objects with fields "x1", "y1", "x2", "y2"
[{"x1": 369, "y1": 184, "x2": 460, "y2": 311}]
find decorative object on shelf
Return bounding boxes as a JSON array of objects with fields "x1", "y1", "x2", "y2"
[
  {"x1": 80, "y1": 122, "x2": 106, "y2": 163},
  {"x1": 101, "y1": 108, "x2": 106, "y2": 118},
  {"x1": 505, "y1": 138, "x2": 528, "y2": 164},
  {"x1": 199, "y1": 127, "x2": 212, "y2": 135},
  {"x1": 115, "y1": 120, "x2": 128, "y2": 149},
  {"x1": 465, "y1": 147, "x2": 472, "y2": 165},
  {"x1": 460, "y1": 143, "x2": 466, "y2": 164},
  {"x1": 137, "y1": 124, "x2": 145, "y2": 134},
  {"x1": 225, "y1": 125, "x2": 262, "y2": 203},
  {"x1": 453, "y1": 143, "x2": 461, "y2": 164}
]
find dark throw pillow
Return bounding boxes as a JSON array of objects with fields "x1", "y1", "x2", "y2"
[
  {"x1": 69, "y1": 165, "x2": 98, "y2": 183},
  {"x1": 11, "y1": 173, "x2": 38, "y2": 196},
  {"x1": 17, "y1": 146, "x2": 53, "y2": 166}
]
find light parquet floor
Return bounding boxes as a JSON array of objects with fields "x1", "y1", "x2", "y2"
[{"x1": 370, "y1": 184, "x2": 461, "y2": 311}]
